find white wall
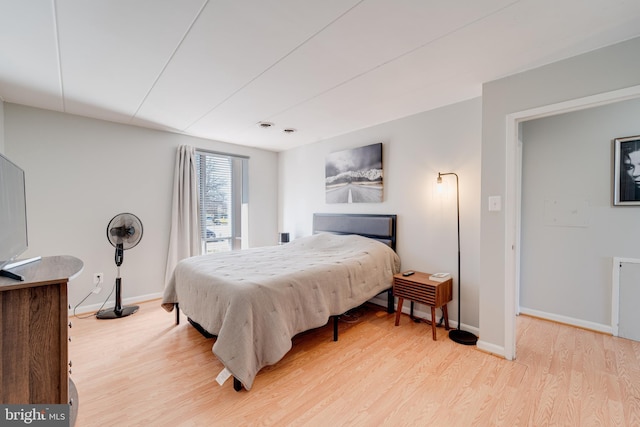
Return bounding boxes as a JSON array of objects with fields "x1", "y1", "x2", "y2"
[
  {"x1": 279, "y1": 97, "x2": 482, "y2": 330},
  {"x1": 480, "y1": 36, "x2": 640, "y2": 353},
  {"x1": 520, "y1": 98, "x2": 640, "y2": 328},
  {"x1": 0, "y1": 100, "x2": 4, "y2": 153},
  {"x1": 4, "y1": 104, "x2": 278, "y2": 311}
]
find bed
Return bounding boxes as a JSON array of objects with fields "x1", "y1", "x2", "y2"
[{"x1": 162, "y1": 213, "x2": 400, "y2": 391}]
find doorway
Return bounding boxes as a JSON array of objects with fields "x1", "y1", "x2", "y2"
[{"x1": 504, "y1": 85, "x2": 640, "y2": 360}]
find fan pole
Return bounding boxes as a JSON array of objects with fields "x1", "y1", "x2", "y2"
[
  {"x1": 114, "y1": 276, "x2": 123, "y2": 312},
  {"x1": 96, "y1": 247, "x2": 139, "y2": 319}
]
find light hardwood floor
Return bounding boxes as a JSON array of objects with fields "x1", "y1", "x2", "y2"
[{"x1": 69, "y1": 300, "x2": 640, "y2": 426}]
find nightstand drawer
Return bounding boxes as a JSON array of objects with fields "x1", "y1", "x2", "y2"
[
  {"x1": 393, "y1": 272, "x2": 452, "y2": 308},
  {"x1": 393, "y1": 277, "x2": 438, "y2": 305}
]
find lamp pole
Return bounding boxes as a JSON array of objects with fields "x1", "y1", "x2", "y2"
[{"x1": 438, "y1": 172, "x2": 477, "y2": 345}]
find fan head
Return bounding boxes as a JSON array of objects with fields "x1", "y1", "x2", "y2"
[{"x1": 107, "y1": 213, "x2": 143, "y2": 250}]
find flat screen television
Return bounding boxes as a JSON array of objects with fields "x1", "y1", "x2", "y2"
[{"x1": 0, "y1": 152, "x2": 28, "y2": 272}]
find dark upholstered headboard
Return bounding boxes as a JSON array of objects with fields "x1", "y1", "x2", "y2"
[{"x1": 312, "y1": 213, "x2": 397, "y2": 251}]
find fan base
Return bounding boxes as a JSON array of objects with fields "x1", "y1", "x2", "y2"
[{"x1": 96, "y1": 305, "x2": 139, "y2": 319}]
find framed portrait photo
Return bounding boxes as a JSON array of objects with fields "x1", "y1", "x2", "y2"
[{"x1": 613, "y1": 135, "x2": 640, "y2": 206}]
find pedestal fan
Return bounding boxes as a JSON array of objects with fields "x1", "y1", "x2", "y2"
[{"x1": 97, "y1": 213, "x2": 143, "y2": 319}]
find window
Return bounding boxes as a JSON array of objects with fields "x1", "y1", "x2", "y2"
[{"x1": 195, "y1": 150, "x2": 248, "y2": 253}]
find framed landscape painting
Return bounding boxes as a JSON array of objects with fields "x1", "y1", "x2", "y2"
[{"x1": 325, "y1": 143, "x2": 383, "y2": 203}]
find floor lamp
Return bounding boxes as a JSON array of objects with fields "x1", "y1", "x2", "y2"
[{"x1": 437, "y1": 172, "x2": 478, "y2": 345}]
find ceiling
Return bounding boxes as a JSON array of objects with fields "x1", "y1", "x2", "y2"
[{"x1": 1, "y1": 1, "x2": 640, "y2": 152}]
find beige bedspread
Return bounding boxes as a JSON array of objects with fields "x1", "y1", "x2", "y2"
[{"x1": 162, "y1": 233, "x2": 400, "y2": 390}]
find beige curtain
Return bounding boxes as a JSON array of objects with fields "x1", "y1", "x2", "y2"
[{"x1": 164, "y1": 145, "x2": 201, "y2": 288}]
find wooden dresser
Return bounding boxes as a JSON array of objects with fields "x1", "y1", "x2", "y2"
[{"x1": 0, "y1": 255, "x2": 83, "y2": 408}]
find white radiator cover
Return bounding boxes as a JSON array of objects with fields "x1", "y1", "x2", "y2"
[{"x1": 612, "y1": 257, "x2": 640, "y2": 342}]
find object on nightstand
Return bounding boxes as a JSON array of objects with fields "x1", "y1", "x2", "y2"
[{"x1": 429, "y1": 272, "x2": 451, "y2": 282}]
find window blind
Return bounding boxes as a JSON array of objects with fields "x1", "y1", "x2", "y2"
[{"x1": 195, "y1": 150, "x2": 248, "y2": 253}]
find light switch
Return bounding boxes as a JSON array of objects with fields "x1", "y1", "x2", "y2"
[{"x1": 488, "y1": 196, "x2": 502, "y2": 212}]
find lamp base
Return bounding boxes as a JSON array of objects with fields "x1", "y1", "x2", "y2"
[
  {"x1": 449, "y1": 329, "x2": 478, "y2": 345},
  {"x1": 96, "y1": 305, "x2": 139, "y2": 319}
]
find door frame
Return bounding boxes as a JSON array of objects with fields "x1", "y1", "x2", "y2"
[{"x1": 503, "y1": 84, "x2": 640, "y2": 361}]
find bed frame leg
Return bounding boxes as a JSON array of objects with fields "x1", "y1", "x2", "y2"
[
  {"x1": 233, "y1": 377, "x2": 242, "y2": 391},
  {"x1": 387, "y1": 289, "x2": 394, "y2": 314},
  {"x1": 175, "y1": 303, "x2": 180, "y2": 325},
  {"x1": 332, "y1": 315, "x2": 339, "y2": 341}
]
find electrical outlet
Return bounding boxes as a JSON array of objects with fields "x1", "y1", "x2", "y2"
[
  {"x1": 93, "y1": 273, "x2": 104, "y2": 286},
  {"x1": 92, "y1": 286, "x2": 102, "y2": 294}
]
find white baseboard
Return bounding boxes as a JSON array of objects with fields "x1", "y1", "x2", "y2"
[
  {"x1": 69, "y1": 292, "x2": 163, "y2": 316},
  {"x1": 477, "y1": 340, "x2": 505, "y2": 358},
  {"x1": 519, "y1": 306, "x2": 612, "y2": 334}
]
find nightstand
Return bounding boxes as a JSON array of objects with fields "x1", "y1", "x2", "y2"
[{"x1": 393, "y1": 272, "x2": 452, "y2": 340}]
